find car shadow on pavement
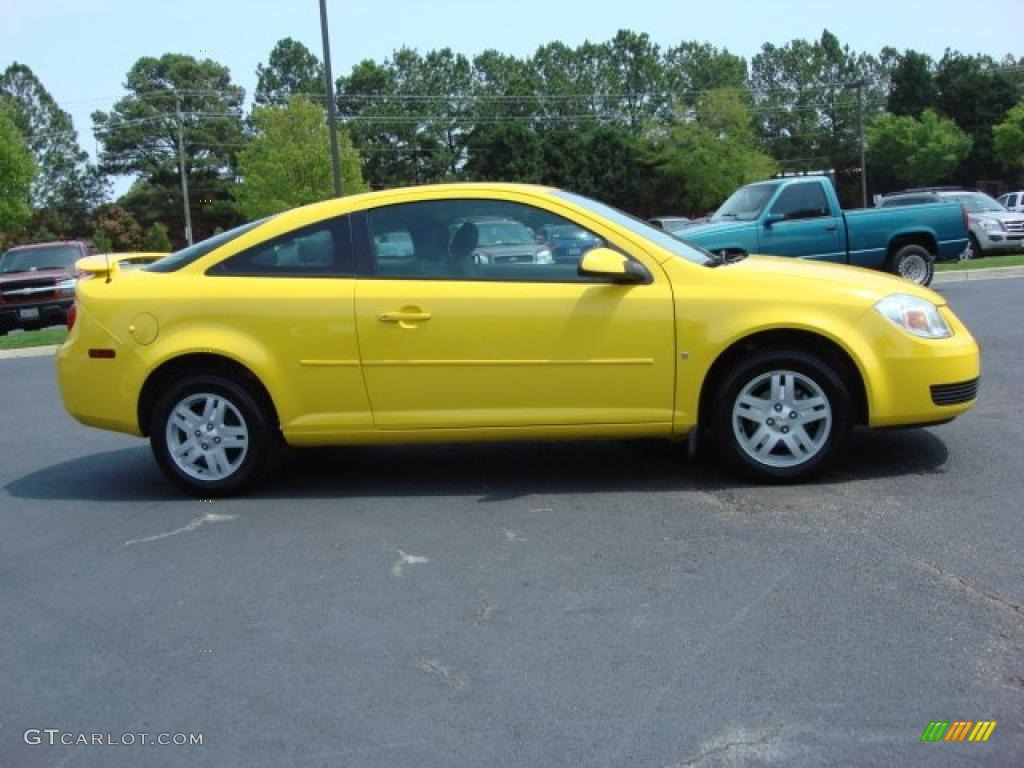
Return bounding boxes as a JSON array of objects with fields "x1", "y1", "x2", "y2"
[
  {"x1": 6, "y1": 427, "x2": 949, "y2": 503},
  {"x1": 5, "y1": 443, "x2": 180, "y2": 502}
]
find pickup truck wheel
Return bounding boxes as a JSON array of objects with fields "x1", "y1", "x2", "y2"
[
  {"x1": 712, "y1": 349, "x2": 852, "y2": 482},
  {"x1": 965, "y1": 234, "x2": 981, "y2": 261},
  {"x1": 150, "y1": 374, "x2": 273, "y2": 497},
  {"x1": 888, "y1": 244, "x2": 934, "y2": 286}
]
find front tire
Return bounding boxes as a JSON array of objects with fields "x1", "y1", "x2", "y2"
[
  {"x1": 712, "y1": 349, "x2": 852, "y2": 482},
  {"x1": 150, "y1": 374, "x2": 273, "y2": 497},
  {"x1": 888, "y1": 244, "x2": 934, "y2": 286},
  {"x1": 965, "y1": 234, "x2": 982, "y2": 261}
]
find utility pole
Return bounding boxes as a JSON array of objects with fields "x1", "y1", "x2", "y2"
[
  {"x1": 174, "y1": 93, "x2": 194, "y2": 245},
  {"x1": 845, "y1": 79, "x2": 868, "y2": 208},
  {"x1": 319, "y1": 0, "x2": 343, "y2": 197}
]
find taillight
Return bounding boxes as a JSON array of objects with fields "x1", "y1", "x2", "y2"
[
  {"x1": 67, "y1": 303, "x2": 77, "y2": 331},
  {"x1": 962, "y1": 205, "x2": 969, "y2": 232}
]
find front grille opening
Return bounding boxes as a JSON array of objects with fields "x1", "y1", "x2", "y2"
[{"x1": 930, "y1": 378, "x2": 979, "y2": 406}]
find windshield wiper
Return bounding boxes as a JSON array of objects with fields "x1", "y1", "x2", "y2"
[{"x1": 715, "y1": 213, "x2": 739, "y2": 219}]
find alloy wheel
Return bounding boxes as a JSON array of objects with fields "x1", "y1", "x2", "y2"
[
  {"x1": 732, "y1": 370, "x2": 832, "y2": 469},
  {"x1": 164, "y1": 392, "x2": 249, "y2": 481}
]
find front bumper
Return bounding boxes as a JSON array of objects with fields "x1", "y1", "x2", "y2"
[
  {"x1": 858, "y1": 306, "x2": 980, "y2": 428},
  {"x1": 976, "y1": 229, "x2": 1024, "y2": 254}
]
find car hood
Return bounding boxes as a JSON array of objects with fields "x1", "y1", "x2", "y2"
[
  {"x1": 0, "y1": 267, "x2": 73, "y2": 284},
  {"x1": 677, "y1": 220, "x2": 755, "y2": 241},
  {"x1": 719, "y1": 255, "x2": 944, "y2": 305},
  {"x1": 969, "y1": 211, "x2": 1024, "y2": 223},
  {"x1": 477, "y1": 243, "x2": 536, "y2": 254}
]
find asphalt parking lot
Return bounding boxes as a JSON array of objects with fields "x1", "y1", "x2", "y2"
[{"x1": 1, "y1": 278, "x2": 1022, "y2": 767}]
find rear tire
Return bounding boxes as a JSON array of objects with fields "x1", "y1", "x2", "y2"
[
  {"x1": 888, "y1": 244, "x2": 934, "y2": 286},
  {"x1": 150, "y1": 374, "x2": 273, "y2": 497},
  {"x1": 712, "y1": 348, "x2": 852, "y2": 483}
]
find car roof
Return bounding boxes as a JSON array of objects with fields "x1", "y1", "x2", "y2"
[
  {"x1": 4, "y1": 240, "x2": 86, "y2": 252},
  {"x1": 267, "y1": 183, "x2": 559, "y2": 233}
]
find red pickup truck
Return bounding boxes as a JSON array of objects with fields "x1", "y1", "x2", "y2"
[{"x1": 0, "y1": 241, "x2": 94, "y2": 334}]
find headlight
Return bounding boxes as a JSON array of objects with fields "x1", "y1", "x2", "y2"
[
  {"x1": 55, "y1": 278, "x2": 77, "y2": 295},
  {"x1": 978, "y1": 218, "x2": 1004, "y2": 231},
  {"x1": 874, "y1": 294, "x2": 952, "y2": 339}
]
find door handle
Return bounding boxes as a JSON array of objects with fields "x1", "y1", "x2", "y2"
[
  {"x1": 824, "y1": 225, "x2": 838, "y2": 231},
  {"x1": 378, "y1": 311, "x2": 432, "y2": 323}
]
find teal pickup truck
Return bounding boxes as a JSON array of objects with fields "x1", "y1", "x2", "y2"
[{"x1": 680, "y1": 176, "x2": 969, "y2": 286}]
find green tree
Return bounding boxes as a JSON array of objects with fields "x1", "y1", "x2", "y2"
[
  {"x1": 867, "y1": 109, "x2": 971, "y2": 191},
  {"x1": 255, "y1": 38, "x2": 324, "y2": 105},
  {"x1": 641, "y1": 90, "x2": 777, "y2": 215},
  {"x1": 884, "y1": 49, "x2": 937, "y2": 118},
  {"x1": 234, "y1": 96, "x2": 366, "y2": 219},
  {"x1": 470, "y1": 49, "x2": 542, "y2": 121},
  {"x1": 993, "y1": 101, "x2": 1024, "y2": 177},
  {"x1": 92, "y1": 53, "x2": 247, "y2": 242},
  {"x1": 337, "y1": 48, "x2": 472, "y2": 187},
  {"x1": 1, "y1": 63, "x2": 107, "y2": 234},
  {"x1": 88, "y1": 204, "x2": 143, "y2": 251},
  {"x1": 750, "y1": 30, "x2": 885, "y2": 203},
  {"x1": 934, "y1": 52, "x2": 1018, "y2": 185},
  {"x1": 531, "y1": 41, "x2": 607, "y2": 126},
  {"x1": 0, "y1": 107, "x2": 35, "y2": 232},
  {"x1": 142, "y1": 222, "x2": 173, "y2": 252},
  {"x1": 663, "y1": 42, "x2": 749, "y2": 112},
  {"x1": 602, "y1": 30, "x2": 666, "y2": 131},
  {"x1": 463, "y1": 123, "x2": 545, "y2": 182}
]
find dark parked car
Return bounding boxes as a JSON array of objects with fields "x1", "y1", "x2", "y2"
[
  {"x1": 0, "y1": 241, "x2": 93, "y2": 334},
  {"x1": 540, "y1": 224, "x2": 603, "y2": 264},
  {"x1": 462, "y1": 217, "x2": 553, "y2": 264}
]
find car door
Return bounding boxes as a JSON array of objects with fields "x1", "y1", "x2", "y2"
[
  {"x1": 758, "y1": 182, "x2": 845, "y2": 262},
  {"x1": 352, "y1": 197, "x2": 675, "y2": 431},
  {"x1": 204, "y1": 215, "x2": 371, "y2": 434}
]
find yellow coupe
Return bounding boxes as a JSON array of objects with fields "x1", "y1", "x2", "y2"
[{"x1": 56, "y1": 184, "x2": 980, "y2": 495}]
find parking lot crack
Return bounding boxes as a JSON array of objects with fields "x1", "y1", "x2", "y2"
[
  {"x1": 417, "y1": 657, "x2": 466, "y2": 689},
  {"x1": 671, "y1": 726, "x2": 784, "y2": 767},
  {"x1": 913, "y1": 556, "x2": 1024, "y2": 619},
  {"x1": 123, "y1": 513, "x2": 236, "y2": 546},
  {"x1": 391, "y1": 550, "x2": 430, "y2": 578}
]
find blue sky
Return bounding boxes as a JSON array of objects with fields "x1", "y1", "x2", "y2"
[{"x1": 1, "y1": 0, "x2": 1019, "y2": 169}]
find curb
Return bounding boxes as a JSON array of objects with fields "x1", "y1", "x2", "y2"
[
  {"x1": 934, "y1": 265, "x2": 1024, "y2": 283},
  {"x1": 0, "y1": 344, "x2": 59, "y2": 360}
]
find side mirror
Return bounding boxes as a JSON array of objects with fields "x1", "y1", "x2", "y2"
[
  {"x1": 578, "y1": 248, "x2": 650, "y2": 284},
  {"x1": 763, "y1": 213, "x2": 785, "y2": 227}
]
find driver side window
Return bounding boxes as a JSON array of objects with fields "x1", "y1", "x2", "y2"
[
  {"x1": 362, "y1": 199, "x2": 608, "y2": 282},
  {"x1": 771, "y1": 183, "x2": 830, "y2": 220}
]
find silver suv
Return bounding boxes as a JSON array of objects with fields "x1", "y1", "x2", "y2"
[{"x1": 879, "y1": 189, "x2": 1024, "y2": 258}]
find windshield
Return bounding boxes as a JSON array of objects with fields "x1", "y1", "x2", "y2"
[
  {"x1": 0, "y1": 245, "x2": 81, "y2": 274},
  {"x1": 145, "y1": 217, "x2": 274, "y2": 273},
  {"x1": 712, "y1": 182, "x2": 781, "y2": 221},
  {"x1": 554, "y1": 190, "x2": 712, "y2": 266},
  {"x1": 478, "y1": 221, "x2": 533, "y2": 246},
  {"x1": 947, "y1": 193, "x2": 1005, "y2": 213}
]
